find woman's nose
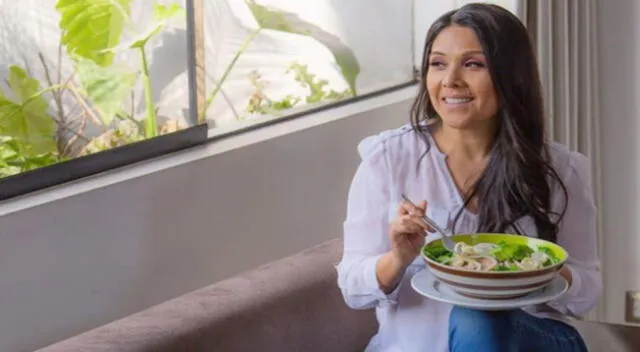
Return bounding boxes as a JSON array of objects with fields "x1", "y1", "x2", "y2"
[{"x1": 442, "y1": 67, "x2": 462, "y2": 87}]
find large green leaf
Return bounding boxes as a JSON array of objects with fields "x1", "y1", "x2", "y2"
[
  {"x1": 128, "y1": 3, "x2": 185, "y2": 49},
  {"x1": 56, "y1": 0, "x2": 133, "y2": 67},
  {"x1": 0, "y1": 66, "x2": 56, "y2": 156},
  {"x1": 0, "y1": 136, "x2": 60, "y2": 177},
  {"x1": 124, "y1": 2, "x2": 184, "y2": 138},
  {"x1": 245, "y1": 0, "x2": 360, "y2": 95},
  {"x1": 76, "y1": 58, "x2": 137, "y2": 125}
]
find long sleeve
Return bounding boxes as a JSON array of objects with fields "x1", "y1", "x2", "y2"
[
  {"x1": 336, "y1": 135, "x2": 403, "y2": 310},
  {"x1": 547, "y1": 151, "x2": 603, "y2": 317}
]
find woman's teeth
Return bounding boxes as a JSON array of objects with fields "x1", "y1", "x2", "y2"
[{"x1": 444, "y1": 97, "x2": 472, "y2": 104}]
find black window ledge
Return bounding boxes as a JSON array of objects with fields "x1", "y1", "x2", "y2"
[{"x1": 0, "y1": 123, "x2": 209, "y2": 202}]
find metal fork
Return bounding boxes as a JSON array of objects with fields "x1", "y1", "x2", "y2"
[{"x1": 400, "y1": 194, "x2": 456, "y2": 252}]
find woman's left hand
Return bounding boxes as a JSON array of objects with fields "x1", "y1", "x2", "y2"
[{"x1": 558, "y1": 266, "x2": 573, "y2": 287}]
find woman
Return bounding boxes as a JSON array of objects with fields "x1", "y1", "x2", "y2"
[{"x1": 336, "y1": 3, "x2": 601, "y2": 352}]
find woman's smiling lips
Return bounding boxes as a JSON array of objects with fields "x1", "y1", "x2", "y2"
[{"x1": 442, "y1": 96, "x2": 474, "y2": 106}]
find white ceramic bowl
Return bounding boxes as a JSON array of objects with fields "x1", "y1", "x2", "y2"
[{"x1": 421, "y1": 233, "x2": 568, "y2": 300}]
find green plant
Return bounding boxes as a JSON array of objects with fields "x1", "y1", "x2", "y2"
[
  {"x1": 0, "y1": 0, "x2": 186, "y2": 178},
  {"x1": 57, "y1": 0, "x2": 184, "y2": 139},
  {"x1": 204, "y1": 0, "x2": 361, "y2": 121},
  {"x1": 244, "y1": 0, "x2": 359, "y2": 95},
  {"x1": 287, "y1": 62, "x2": 352, "y2": 104},
  {"x1": 127, "y1": 3, "x2": 184, "y2": 137},
  {"x1": 0, "y1": 137, "x2": 60, "y2": 177},
  {"x1": 0, "y1": 0, "x2": 362, "y2": 179},
  {"x1": 204, "y1": 28, "x2": 261, "y2": 121},
  {"x1": 244, "y1": 62, "x2": 352, "y2": 117},
  {"x1": 0, "y1": 66, "x2": 61, "y2": 176},
  {"x1": 245, "y1": 70, "x2": 300, "y2": 116},
  {"x1": 0, "y1": 66, "x2": 58, "y2": 155},
  {"x1": 57, "y1": 0, "x2": 130, "y2": 67},
  {"x1": 79, "y1": 120, "x2": 144, "y2": 156}
]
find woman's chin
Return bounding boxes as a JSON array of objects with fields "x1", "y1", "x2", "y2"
[
  {"x1": 436, "y1": 113, "x2": 496, "y2": 131},
  {"x1": 440, "y1": 117, "x2": 477, "y2": 130}
]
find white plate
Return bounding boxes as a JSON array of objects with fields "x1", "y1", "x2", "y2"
[{"x1": 410, "y1": 269, "x2": 569, "y2": 311}]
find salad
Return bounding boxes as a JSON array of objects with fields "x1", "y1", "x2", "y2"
[{"x1": 424, "y1": 240, "x2": 561, "y2": 272}]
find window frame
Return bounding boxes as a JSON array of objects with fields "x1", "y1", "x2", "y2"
[
  {"x1": 0, "y1": 0, "x2": 521, "y2": 203},
  {"x1": 0, "y1": 0, "x2": 213, "y2": 202}
]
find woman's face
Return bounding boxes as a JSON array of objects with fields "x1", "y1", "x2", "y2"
[{"x1": 426, "y1": 25, "x2": 499, "y2": 130}]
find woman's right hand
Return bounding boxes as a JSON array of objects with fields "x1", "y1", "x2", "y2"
[
  {"x1": 388, "y1": 200, "x2": 429, "y2": 268},
  {"x1": 375, "y1": 199, "x2": 431, "y2": 294}
]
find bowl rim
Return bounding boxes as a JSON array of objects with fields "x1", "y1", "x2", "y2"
[{"x1": 421, "y1": 233, "x2": 568, "y2": 276}]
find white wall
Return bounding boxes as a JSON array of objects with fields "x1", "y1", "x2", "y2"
[
  {"x1": 0, "y1": 98, "x2": 410, "y2": 352},
  {"x1": 597, "y1": 0, "x2": 640, "y2": 325}
]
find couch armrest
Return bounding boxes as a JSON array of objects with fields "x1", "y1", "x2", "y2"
[{"x1": 37, "y1": 238, "x2": 377, "y2": 352}]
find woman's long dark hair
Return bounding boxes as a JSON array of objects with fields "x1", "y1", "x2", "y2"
[{"x1": 411, "y1": 4, "x2": 568, "y2": 243}]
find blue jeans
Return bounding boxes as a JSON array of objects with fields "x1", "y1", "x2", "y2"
[{"x1": 448, "y1": 306, "x2": 588, "y2": 352}]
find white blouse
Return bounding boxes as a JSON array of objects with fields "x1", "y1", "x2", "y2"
[{"x1": 336, "y1": 124, "x2": 602, "y2": 352}]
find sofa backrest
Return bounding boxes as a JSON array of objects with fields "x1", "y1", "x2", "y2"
[
  {"x1": 37, "y1": 239, "x2": 377, "y2": 352},
  {"x1": 38, "y1": 237, "x2": 640, "y2": 352}
]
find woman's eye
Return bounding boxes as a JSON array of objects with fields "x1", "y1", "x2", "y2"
[
  {"x1": 429, "y1": 61, "x2": 445, "y2": 68},
  {"x1": 465, "y1": 61, "x2": 485, "y2": 68}
]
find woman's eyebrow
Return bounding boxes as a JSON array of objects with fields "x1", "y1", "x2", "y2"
[{"x1": 430, "y1": 50, "x2": 485, "y2": 56}]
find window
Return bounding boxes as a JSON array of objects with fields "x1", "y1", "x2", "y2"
[
  {"x1": 0, "y1": 0, "x2": 202, "y2": 200},
  {"x1": 0, "y1": 0, "x2": 519, "y2": 201},
  {"x1": 413, "y1": 0, "x2": 522, "y2": 64},
  {"x1": 201, "y1": 0, "x2": 417, "y2": 135}
]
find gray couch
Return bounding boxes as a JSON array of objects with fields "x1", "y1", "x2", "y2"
[{"x1": 38, "y1": 239, "x2": 638, "y2": 352}]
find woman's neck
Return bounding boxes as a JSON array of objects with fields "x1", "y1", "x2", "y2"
[{"x1": 432, "y1": 123, "x2": 496, "y2": 161}]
